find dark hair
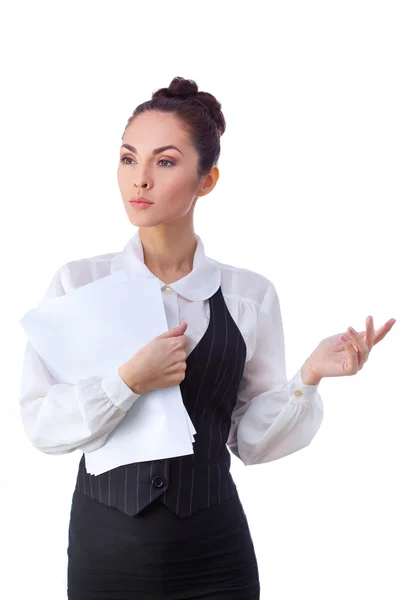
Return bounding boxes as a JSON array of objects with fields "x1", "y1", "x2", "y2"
[{"x1": 122, "y1": 77, "x2": 226, "y2": 179}]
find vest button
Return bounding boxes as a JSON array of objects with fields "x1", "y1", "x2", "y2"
[{"x1": 152, "y1": 476, "x2": 166, "y2": 489}]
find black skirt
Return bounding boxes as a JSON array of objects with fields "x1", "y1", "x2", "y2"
[{"x1": 67, "y1": 488, "x2": 260, "y2": 599}]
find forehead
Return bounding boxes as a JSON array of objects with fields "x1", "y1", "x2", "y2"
[{"x1": 124, "y1": 111, "x2": 190, "y2": 147}]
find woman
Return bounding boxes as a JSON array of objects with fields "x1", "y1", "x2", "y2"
[{"x1": 19, "y1": 77, "x2": 395, "y2": 599}]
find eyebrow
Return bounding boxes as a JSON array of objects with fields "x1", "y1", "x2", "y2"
[{"x1": 120, "y1": 143, "x2": 184, "y2": 156}]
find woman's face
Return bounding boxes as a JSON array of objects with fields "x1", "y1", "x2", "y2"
[{"x1": 118, "y1": 110, "x2": 214, "y2": 228}]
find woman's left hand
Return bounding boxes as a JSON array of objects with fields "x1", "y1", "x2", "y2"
[{"x1": 304, "y1": 316, "x2": 396, "y2": 383}]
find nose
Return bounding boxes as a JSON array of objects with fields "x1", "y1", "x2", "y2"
[
  {"x1": 135, "y1": 180, "x2": 148, "y2": 189},
  {"x1": 134, "y1": 171, "x2": 152, "y2": 191}
]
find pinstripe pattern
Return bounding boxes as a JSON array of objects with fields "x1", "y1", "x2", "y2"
[{"x1": 75, "y1": 286, "x2": 247, "y2": 518}]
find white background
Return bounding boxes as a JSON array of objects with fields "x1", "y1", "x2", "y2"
[{"x1": 1, "y1": 1, "x2": 399, "y2": 598}]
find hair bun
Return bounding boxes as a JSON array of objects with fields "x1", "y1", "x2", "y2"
[
  {"x1": 168, "y1": 76, "x2": 198, "y2": 98},
  {"x1": 152, "y1": 77, "x2": 198, "y2": 100},
  {"x1": 152, "y1": 77, "x2": 226, "y2": 136}
]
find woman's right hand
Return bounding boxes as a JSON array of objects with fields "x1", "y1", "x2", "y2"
[{"x1": 118, "y1": 322, "x2": 189, "y2": 395}]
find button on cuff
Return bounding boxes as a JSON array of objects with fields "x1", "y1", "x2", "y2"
[{"x1": 289, "y1": 368, "x2": 320, "y2": 405}]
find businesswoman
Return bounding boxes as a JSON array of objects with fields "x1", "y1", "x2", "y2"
[{"x1": 19, "y1": 76, "x2": 395, "y2": 599}]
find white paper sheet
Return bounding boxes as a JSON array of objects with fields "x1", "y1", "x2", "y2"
[{"x1": 19, "y1": 270, "x2": 196, "y2": 475}]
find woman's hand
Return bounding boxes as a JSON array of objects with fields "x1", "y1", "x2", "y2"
[
  {"x1": 302, "y1": 316, "x2": 396, "y2": 384},
  {"x1": 118, "y1": 322, "x2": 189, "y2": 394}
]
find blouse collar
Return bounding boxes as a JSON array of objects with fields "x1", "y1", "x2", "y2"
[{"x1": 111, "y1": 230, "x2": 221, "y2": 302}]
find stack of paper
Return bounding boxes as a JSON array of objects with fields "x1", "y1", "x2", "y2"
[{"x1": 19, "y1": 269, "x2": 196, "y2": 475}]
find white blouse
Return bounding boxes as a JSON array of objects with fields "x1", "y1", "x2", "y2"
[{"x1": 18, "y1": 232, "x2": 324, "y2": 466}]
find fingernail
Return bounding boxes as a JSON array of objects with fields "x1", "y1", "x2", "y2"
[
  {"x1": 340, "y1": 335, "x2": 347, "y2": 342},
  {"x1": 348, "y1": 327, "x2": 356, "y2": 335}
]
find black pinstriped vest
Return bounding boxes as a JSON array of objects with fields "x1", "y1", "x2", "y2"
[{"x1": 74, "y1": 286, "x2": 247, "y2": 518}]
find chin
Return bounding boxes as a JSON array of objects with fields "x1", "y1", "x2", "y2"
[{"x1": 126, "y1": 214, "x2": 166, "y2": 228}]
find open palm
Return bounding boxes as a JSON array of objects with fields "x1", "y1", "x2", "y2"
[{"x1": 310, "y1": 316, "x2": 396, "y2": 379}]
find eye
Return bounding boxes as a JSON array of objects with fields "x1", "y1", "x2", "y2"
[
  {"x1": 158, "y1": 159, "x2": 174, "y2": 168},
  {"x1": 120, "y1": 156, "x2": 134, "y2": 165},
  {"x1": 119, "y1": 156, "x2": 175, "y2": 167}
]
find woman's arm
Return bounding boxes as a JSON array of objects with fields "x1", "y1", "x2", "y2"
[
  {"x1": 19, "y1": 340, "x2": 141, "y2": 454},
  {"x1": 227, "y1": 281, "x2": 324, "y2": 466},
  {"x1": 18, "y1": 264, "x2": 141, "y2": 455}
]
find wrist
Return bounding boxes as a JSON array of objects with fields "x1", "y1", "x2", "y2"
[
  {"x1": 118, "y1": 364, "x2": 143, "y2": 395},
  {"x1": 301, "y1": 359, "x2": 322, "y2": 386}
]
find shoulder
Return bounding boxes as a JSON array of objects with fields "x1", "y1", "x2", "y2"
[
  {"x1": 215, "y1": 259, "x2": 275, "y2": 306},
  {"x1": 42, "y1": 250, "x2": 118, "y2": 301},
  {"x1": 65, "y1": 250, "x2": 118, "y2": 287}
]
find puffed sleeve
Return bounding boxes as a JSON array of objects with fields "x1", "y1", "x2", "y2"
[
  {"x1": 227, "y1": 281, "x2": 324, "y2": 466},
  {"x1": 18, "y1": 264, "x2": 141, "y2": 455}
]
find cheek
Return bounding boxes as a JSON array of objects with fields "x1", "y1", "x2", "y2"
[
  {"x1": 163, "y1": 173, "x2": 198, "y2": 199},
  {"x1": 117, "y1": 169, "x2": 127, "y2": 191},
  {"x1": 164, "y1": 182, "x2": 197, "y2": 214}
]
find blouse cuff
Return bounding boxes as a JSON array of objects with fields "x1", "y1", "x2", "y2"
[
  {"x1": 101, "y1": 370, "x2": 141, "y2": 412},
  {"x1": 288, "y1": 367, "x2": 321, "y2": 405}
]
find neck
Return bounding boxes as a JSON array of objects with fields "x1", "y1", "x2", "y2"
[{"x1": 139, "y1": 224, "x2": 197, "y2": 284}]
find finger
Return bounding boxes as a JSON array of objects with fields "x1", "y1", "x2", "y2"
[
  {"x1": 174, "y1": 350, "x2": 188, "y2": 362},
  {"x1": 374, "y1": 318, "x2": 396, "y2": 345},
  {"x1": 347, "y1": 327, "x2": 370, "y2": 362},
  {"x1": 365, "y1": 315, "x2": 375, "y2": 350},
  {"x1": 347, "y1": 327, "x2": 370, "y2": 365},
  {"x1": 175, "y1": 334, "x2": 189, "y2": 348},
  {"x1": 157, "y1": 323, "x2": 188, "y2": 339},
  {"x1": 340, "y1": 336, "x2": 360, "y2": 373}
]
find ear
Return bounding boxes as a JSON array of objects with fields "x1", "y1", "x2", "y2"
[{"x1": 197, "y1": 165, "x2": 220, "y2": 197}]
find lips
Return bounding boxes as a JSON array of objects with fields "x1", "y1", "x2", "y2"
[{"x1": 129, "y1": 196, "x2": 153, "y2": 204}]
